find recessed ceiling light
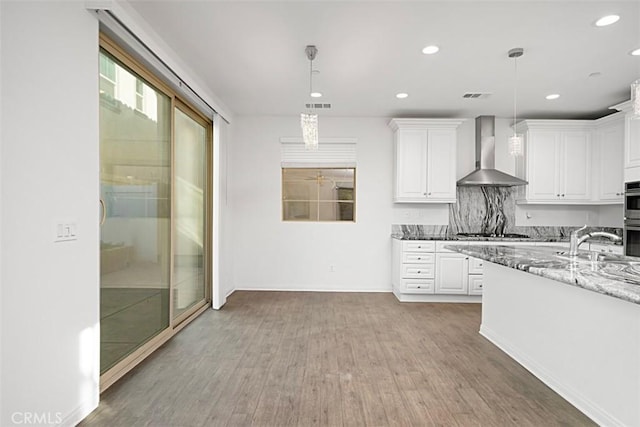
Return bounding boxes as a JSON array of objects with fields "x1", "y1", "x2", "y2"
[
  {"x1": 310, "y1": 92, "x2": 322, "y2": 98},
  {"x1": 631, "y1": 48, "x2": 640, "y2": 56},
  {"x1": 396, "y1": 93, "x2": 409, "y2": 99},
  {"x1": 545, "y1": 94, "x2": 560, "y2": 100},
  {"x1": 595, "y1": 15, "x2": 620, "y2": 27},
  {"x1": 422, "y1": 45, "x2": 439, "y2": 55}
]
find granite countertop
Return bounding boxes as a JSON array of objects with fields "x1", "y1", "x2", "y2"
[
  {"x1": 391, "y1": 234, "x2": 567, "y2": 243},
  {"x1": 445, "y1": 244, "x2": 640, "y2": 305}
]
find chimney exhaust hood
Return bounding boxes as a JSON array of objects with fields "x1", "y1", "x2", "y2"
[{"x1": 457, "y1": 116, "x2": 527, "y2": 187}]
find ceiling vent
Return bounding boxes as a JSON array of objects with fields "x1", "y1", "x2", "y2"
[
  {"x1": 305, "y1": 103, "x2": 332, "y2": 109},
  {"x1": 462, "y1": 92, "x2": 492, "y2": 99}
]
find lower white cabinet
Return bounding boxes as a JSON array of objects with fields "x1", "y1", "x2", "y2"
[
  {"x1": 392, "y1": 239, "x2": 575, "y2": 302},
  {"x1": 468, "y1": 275, "x2": 484, "y2": 295},
  {"x1": 434, "y1": 253, "x2": 468, "y2": 294},
  {"x1": 392, "y1": 239, "x2": 478, "y2": 302}
]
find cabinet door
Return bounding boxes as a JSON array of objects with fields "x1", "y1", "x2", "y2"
[
  {"x1": 625, "y1": 117, "x2": 640, "y2": 169},
  {"x1": 561, "y1": 131, "x2": 591, "y2": 201},
  {"x1": 426, "y1": 129, "x2": 456, "y2": 201},
  {"x1": 598, "y1": 124, "x2": 624, "y2": 201},
  {"x1": 468, "y1": 275, "x2": 483, "y2": 295},
  {"x1": 527, "y1": 131, "x2": 560, "y2": 201},
  {"x1": 395, "y1": 129, "x2": 427, "y2": 200},
  {"x1": 435, "y1": 253, "x2": 468, "y2": 294}
]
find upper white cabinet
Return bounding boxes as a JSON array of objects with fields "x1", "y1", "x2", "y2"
[
  {"x1": 389, "y1": 119, "x2": 464, "y2": 203},
  {"x1": 610, "y1": 101, "x2": 640, "y2": 183},
  {"x1": 515, "y1": 120, "x2": 593, "y2": 204},
  {"x1": 594, "y1": 113, "x2": 624, "y2": 202}
]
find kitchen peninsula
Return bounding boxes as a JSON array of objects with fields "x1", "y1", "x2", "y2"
[{"x1": 447, "y1": 244, "x2": 640, "y2": 427}]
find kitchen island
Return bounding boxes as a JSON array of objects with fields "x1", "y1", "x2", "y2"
[{"x1": 446, "y1": 244, "x2": 640, "y2": 427}]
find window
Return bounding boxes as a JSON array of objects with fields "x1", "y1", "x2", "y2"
[
  {"x1": 99, "y1": 53, "x2": 116, "y2": 98},
  {"x1": 135, "y1": 79, "x2": 144, "y2": 111},
  {"x1": 282, "y1": 168, "x2": 355, "y2": 221}
]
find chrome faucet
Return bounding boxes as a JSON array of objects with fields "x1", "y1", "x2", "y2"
[{"x1": 568, "y1": 225, "x2": 622, "y2": 256}]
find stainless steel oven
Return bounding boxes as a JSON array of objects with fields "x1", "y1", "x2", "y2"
[
  {"x1": 624, "y1": 220, "x2": 640, "y2": 257},
  {"x1": 624, "y1": 181, "x2": 640, "y2": 256}
]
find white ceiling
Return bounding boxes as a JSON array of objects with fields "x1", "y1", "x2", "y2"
[{"x1": 129, "y1": 0, "x2": 640, "y2": 120}]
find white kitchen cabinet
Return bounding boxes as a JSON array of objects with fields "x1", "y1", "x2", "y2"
[
  {"x1": 594, "y1": 114, "x2": 624, "y2": 202},
  {"x1": 435, "y1": 253, "x2": 469, "y2": 294},
  {"x1": 609, "y1": 101, "x2": 640, "y2": 182},
  {"x1": 389, "y1": 119, "x2": 464, "y2": 203},
  {"x1": 468, "y1": 275, "x2": 484, "y2": 295},
  {"x1": 515, "y1": 121, "x2": 593, "y2": 204},
  {"x1": 468, "y1": 257, "x2": 484, "y2": 274},
  {"x1": 392, "y1": 239, "x2": 436, "y2": 296}
]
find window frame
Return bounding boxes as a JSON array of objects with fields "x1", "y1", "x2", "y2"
[{"x1": 281, "y1": 166, "x2": 356, "y2": 222}]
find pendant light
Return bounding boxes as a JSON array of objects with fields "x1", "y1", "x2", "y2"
[
  {"x1": 632, "y1": 79, "x2": 640, "y2": 118},
  {"x1": 508, "y1": 47, "x2": 524, "y2": 156},
  {"x1": 301, "y1": 45, "x2": 319, "y2": 150}
]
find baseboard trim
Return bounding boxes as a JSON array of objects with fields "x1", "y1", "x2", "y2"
[
  {"x1": 234, "y1": 287, "x2": 392, "y2": 293},
  {"x1": 480, "y1": 324, "x2": 624, "y2": 427},
  {"x1": 59, "y1": 395, "x2": 99, "y2": 427}
]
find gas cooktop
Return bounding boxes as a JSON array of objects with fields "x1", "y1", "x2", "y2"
[{"x1": 456, "y1": 233, "x2": 530, "y2": 239}]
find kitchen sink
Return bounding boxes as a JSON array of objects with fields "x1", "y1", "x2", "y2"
[{"x1": 554, "y1": 251, "x2": 621, "y2": 263}]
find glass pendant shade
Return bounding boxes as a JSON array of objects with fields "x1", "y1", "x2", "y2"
[
  {"x1": 301, "y1": 112, "x2": 318, "y2": 150},
  {"x1": 632, "y1": 79, "x2": 640, "y2": 119},
  {"x1": 508, "y1": 134, "x2": 523, "y2": 156}
]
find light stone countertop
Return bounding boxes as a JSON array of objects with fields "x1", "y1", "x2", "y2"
[{"x1": 445, "y1": 244, "x2": 640, "y2": 305}]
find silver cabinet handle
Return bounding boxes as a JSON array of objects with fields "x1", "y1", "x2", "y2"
[{"x1": 99, "y1": 199, "x2": 106, "y2": 225}]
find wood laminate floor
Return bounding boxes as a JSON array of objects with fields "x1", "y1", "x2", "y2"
[{"x1": 81, "y1": 291, "x2": 595, "y2": 427}]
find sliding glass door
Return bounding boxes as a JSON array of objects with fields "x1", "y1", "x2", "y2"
[
  {"x1": 99, "y1": 48, "x2": 172, "y2": 374},
  {"x1": 99, "y1": 36, "x2": 212, "y2": 381},
  {"x1": 173, "y1": 103, "x2": 209, "y2": 322}
]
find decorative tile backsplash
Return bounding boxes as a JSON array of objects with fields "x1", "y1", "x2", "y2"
[
  {"x1": 393, "y1": 186, "x2": 622, "y2": 240},
  {"x1": 449, "y1": 186, "x2": 515, "y2": 235}
]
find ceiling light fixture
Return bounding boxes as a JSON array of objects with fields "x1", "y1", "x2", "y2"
[
  {"x1": 396, "y1": 93, "x2": 409, "y2": 99},
  {"x1": 632, "y1": 79, "x2": 640, "y2": 118},
  {"x1": 422, "y1": 45, "x2": 439, "y2": 55},
  {"x1": 631, "y1": 48, "x2": 640, "y2": 56},
  {"x1": 595, "y1": 14, "x2": 620, "y2": 27},
  {"x1": 508, "y1": 47, "x2": 524, "y2": 157},
  {"x1": 301, "y1": 45, "x2": 319, "y2": 150},
  {"x1": 546, "y1": 94, "x2": 560, "y2": 100},
  {"x1": 310, "y1": 92, "x2": 322, "y2": 98}
]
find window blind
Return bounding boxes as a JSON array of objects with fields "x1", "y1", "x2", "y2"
[{"x1": 280, "y1": 137, "x2": 357, "y2": 168}]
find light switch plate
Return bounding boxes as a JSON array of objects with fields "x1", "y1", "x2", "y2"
[{"x1": 54, "y1": 220, "x2": 78, "y2": 243}]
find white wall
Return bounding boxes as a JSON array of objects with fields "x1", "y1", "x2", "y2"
[
  {"x1": 1, "y1": 2, "x2": 100, "y2": 426},
  {"x1": 229, "y1": 116, "x2": 396, "y2": 291},
  {"x1": 216, "y1": 119, "x2": 235, "y2": 300}
]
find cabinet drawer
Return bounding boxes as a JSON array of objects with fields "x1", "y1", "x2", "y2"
[
  {"x1": 402, "y1": 252, "x2": 435, "y2": 264},
  {"x1": 468, "y1": 275, "x2": 483, "y2": 295},
  {"x1": 402, "y1": 263, "x2": 435, "y2": 279},
  {"x1": 402, "y1": 241, "x2": 435, "y2": 252},
  {"x1": 401, "y1": 279, "x2": 435, "y2": 294},
  {"x1": 468, "y1": 257, "x2": 484, "y2": 274}
]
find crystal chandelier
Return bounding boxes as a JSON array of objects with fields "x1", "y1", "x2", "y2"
[
  {"x1": 508, "y1": 48, "x2": 524, "y2": 156},
  {"x1": 301, "y1": 45, "x2": 319, "y2": 150},
  {"x1": 632, "y1": 79, "x2": 640, "y2": 119}
]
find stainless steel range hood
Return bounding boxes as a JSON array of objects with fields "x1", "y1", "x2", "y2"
[{"x1": 457, "y1": 116, "x2": 527, "y2": 187}]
